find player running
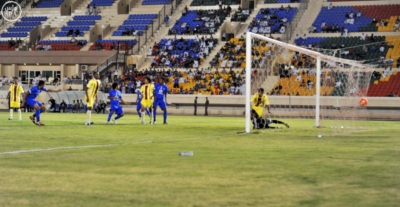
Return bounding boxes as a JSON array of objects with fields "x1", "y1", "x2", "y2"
[
  {"x1": 136, "y1": 88, "x2": 150, "y2": 119},
  {"x1": 107, "y1": 83, "x2": 130, "y2": 124},
  {"x1": 21, "y1": 80, "x2": 61, "y2": 126},
  {"x1": 85, "y1": 72, "x2": 101, "y2": 126},
  {"x1": 153, "y1": 77, "x2": 168, "y2": 124},
  {"x1": 140, "y1": 77, "x2": 154, "y2": 124},
  {"x1": 7, "y1": 77, "x2": 24, "y2": 120}
]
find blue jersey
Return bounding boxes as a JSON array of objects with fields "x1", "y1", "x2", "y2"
[
  {"x1": 136, "y1": 88, "x2": 142, "y2": 101},
  {"x1": 154, "y1": 83, "x2": 168, "y2": 101},
  {"x1": 27, "y1": 86, "x2": 46, "y2": 100},
  {"x1": 109, "y1": 89, "x2": 122, "y2": 108}
]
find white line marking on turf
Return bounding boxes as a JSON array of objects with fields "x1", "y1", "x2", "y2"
[
  {"x1": 0, "y1": 135, "x2": 231, "y2": 156},
  {"x1": 0, "y1": 141, "x2": 153, "y2": 155}
]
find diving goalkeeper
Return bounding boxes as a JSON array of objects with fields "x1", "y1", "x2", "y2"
[{"x1": 251, "y1": 88, "x2": 289, "y2": 129}]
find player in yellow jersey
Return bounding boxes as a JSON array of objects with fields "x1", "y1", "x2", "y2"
[
  {"x1": 250, "y1": 88, "x2": 289, "y2": 129},
  {"x1": 140, "y1": 77, "x2": 154, "y2": 124},
  {"x1": 251, "y1": 88, "x2": 271, "y2": 129},
  {"x1": 7, "y1": 77, "x2": 24, "y2": 120},
  {"x1": 84, "y1": 72, "x2": 101, "y2": 126}
]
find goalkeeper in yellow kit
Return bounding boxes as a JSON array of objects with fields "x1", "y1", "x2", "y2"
[{"x1": 251, "y1": 88, "x2": 289, "y2": 129}]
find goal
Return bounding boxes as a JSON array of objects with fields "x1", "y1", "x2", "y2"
[{"x1": 244, "y1": 32, "x2": 374, "y2": 136}]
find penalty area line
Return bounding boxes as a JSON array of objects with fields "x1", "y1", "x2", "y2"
[{"x1": 0, "y1": 140, "x2": 153, "y2": 156}]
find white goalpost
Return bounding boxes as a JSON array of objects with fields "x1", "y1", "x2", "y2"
[{"x1": 244, "y1": 32, "x2": 374, "y2": 134}]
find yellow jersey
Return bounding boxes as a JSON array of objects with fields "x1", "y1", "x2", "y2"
[
  {"x1": 140, "y1": 83, "x2": 154, "y2": 100},
  {"x1": 251, "y1": 93, "x2": 269, "y2": 108},
  {"x1": 9, "y1": 84, "x2": 24, "y2": 103},
  {"x1": 86, "y1": 78, "x2": 101, "y2": 98}
]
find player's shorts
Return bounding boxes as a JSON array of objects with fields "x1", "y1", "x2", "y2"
[
  {"x1": 10, "y1": 101, "x2": 21, "y2": 108},
  {"x1": 85, "y1": 95, "x2": 95, "y2": 108},
  {"x1": 153, "y1": 99, "x2": 167, "y2": 110},
  {"x1": 251, "y1": 106, "x2": 264, "y2": 118},
  {"x1": 136, "y1": 99, "x2": 142, "y2": 111},
  {"x1": 26, "y1": 99, "x2": 42, "y2": 108},
  {"x1": 141, "y1": 99, "x2": 153, "y2": 109},
  {"x1": 110, "y1": 106, "x2": 124, "y2": 115}
]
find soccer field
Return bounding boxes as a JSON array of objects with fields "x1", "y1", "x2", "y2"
[{"x1": 0, "y1": 112, "x2": 399, "y2": 207}]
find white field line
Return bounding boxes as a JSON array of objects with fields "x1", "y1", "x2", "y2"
[
  {"x1": 0, "y1": 134, "x2": 242, "y2": 156},
  {"x1": 0, "y1": 141, "x2": 153, "y2": 155}
]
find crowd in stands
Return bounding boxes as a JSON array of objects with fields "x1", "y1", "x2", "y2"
[
  {"x1": 231, "y1": 6, "x2": 251, "y2": 22},
  {"x1": 33, "y1": 39, "x2": 87, "y2": 51},
  {"x1": 245, "y1": 6, "x2": 297, "y2": 35},
  {"x1": 210, "y1": 37, "x2": 275, "y2": 69},
  {"x1": 169, "y1": 7, "x2": 229, "y2": 35},
  {"x1": 86, "y1": 4, "x2": 98, "y2": 16},
  {"x1": 104, "y1": 67, "x2": 247, "y2": 95},
  {"x1": 148, "y1": 37, "x2": 217, "y2": 68}
]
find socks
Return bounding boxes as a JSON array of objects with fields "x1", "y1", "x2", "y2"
[
  {"x1": 163, "y1": 110, "x2": 167, "y2": 123},
  {"x1": 18, "y1": 109, "x2": 21, "y2": 119},
  {"x1": 9, "y1": 109, "x2": 13, "y2": 119},
  {"x1": 137, "y1": 111, "x2": 142, "y2": 118},
  {"x1": 153, "y1": 109, "x2": 157, "y2": 122},
  {"x1": 145, "y1": 108, "x2": 150, "y2": 117},
  {"x1": 107, "y1": 112, "x2": 113, "y2": 122},
  {"x1": 86, "y1": 110, "x2": 92, "y2": 123},
  {"x1": 115, "y1": 114, "x2": 122, "y2": 120},
  {"x1": 141, "y1": 111, "x2": 145, "y2": 122},
  {"x1": 35, "y1": 109, "x2": 41, "y2": 122}
]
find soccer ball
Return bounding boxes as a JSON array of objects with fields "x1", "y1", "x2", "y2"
[{"x1": 359, "y1": 97, "x2": 368, "y2": 107}]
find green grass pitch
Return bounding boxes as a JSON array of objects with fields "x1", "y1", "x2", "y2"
[{"x1": 0, "y1": 112, "x2": 399, "y2": 206}]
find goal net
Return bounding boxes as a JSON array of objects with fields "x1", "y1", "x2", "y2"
[{"x1": 245, "y1": 32, "x2": 375, "y2": 137}]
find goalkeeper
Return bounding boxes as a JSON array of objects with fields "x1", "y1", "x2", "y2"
[{"x1": 251, "y1": 88, "x2": 289, "y2": 129}]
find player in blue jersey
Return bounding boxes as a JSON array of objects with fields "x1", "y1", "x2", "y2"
[
  {"x1": 21, "y1": 80, "x2": 61, "y2": 126},
  {"x1": 107, "y1": 83, "x2": 130, "y2": 124},
  {"x1": 153, "y1": 77, "x2": 168, "y2": 124},
  {"x1": 136, "y1": 87, "x2": 150, "y2": 119}
]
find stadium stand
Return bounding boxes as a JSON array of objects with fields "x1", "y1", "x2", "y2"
[
  {"x1": 190, "y1": 0, "x2": 240, "y2": 6},
  {"x1": 211, "y1": 37, "x2": 278, "y2": 69},
  {"x1": 368, "y1": 71, "x2": 400, "y2": 97},
  {"x1": 89, "y1": 0, "x2": 114, "y2": 6},
  {"x1": 89, "y1": 40, "x2": 137, "y2": 51},
  {"x1": 0, "y1": 40, "x2": 18, "y2": 51},
  {"x1": 313, "y1": 5, "x2": 400, "y2": 33},
  {"x1": 142, "y1": 0, "x2": 171, "y2": 5},
  {"x1": 1, "y1": 16, "x2": 47, "y2": 38},
  {"x1": 231, "y1": 9, "x2": 252, "y2": 22},
  {"x1": 246, "y1": 7, "x2": 298, "y2": 34},
  {"x1": 148, "y1": 38, "x2": 218, "y2": 68},
  {"x1": 264, "y1": 0, "x2": 300, "y2": 3},
  {"x1": 112, "y1": 14, "x2": 157, "y2": 36},
  {"x1": 32, "y1": 40, "x2": 88, "y2": 51},
  {"x1": 170, "y1": 9, "x2": 228, "y2": 35},
  {"x1": 294, "y1": 36, "x2": 389, "y2": 63},
  {"x1": 55, "y1": 17, "x2": 96, "y2": 37},
  {"x1": 36, "y1": 0, "x2": 65, "y2": 8}
]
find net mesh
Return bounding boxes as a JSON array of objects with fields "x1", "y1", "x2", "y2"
[{"x1": 247, "y1": 33, "x2": 375, "y2": 136}]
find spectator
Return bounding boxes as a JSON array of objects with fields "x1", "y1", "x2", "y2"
[
  {"x1": 72, "y1": 100, "x2": 78, "y2": 112},
  {"x1": 360, "y1": 33, "x2": 366, "y2": 41},
  {"x1": 93, "y1": 4, "x2": 97, "y2": 15},
  {"x1": 388, "y1": 92, "x2": 394, "y2": 97},
  {"x1": 328, "y1": 3, "x2": 333, "y2": 10},
  {"x1": 74, "y1": 29, "x2": 80, "y2": 37},
  {"x1": 86, "y1": 4, "x2": 90, "y2": 15},
  {"x1": 397, "y1": 57, "x2": 400, "y2": 68},
  {"x1": 165, "y1": 15, "x2": 169, "y2": 27},
  {"x1": 31, "y1": 0, "x2": 37, "y2": 8},
  {"x1": 60, "y1": 100, "x2": 67, "y2": 113},
  {"x1": 113, "y1": 70, "x2": 118, "y2": 81},
  {"x1": 394, "y1": 22, "x2": 399, "y2": 32},
  {"x1": 97, "y1": 100, "x2": 107, "y2": 113},
  {"x1": 48, "y1": 97, "x2": 56, "y2": 112},
  {"x1": 78, "y1": 99, "x2": 84, "y2": 112}
]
